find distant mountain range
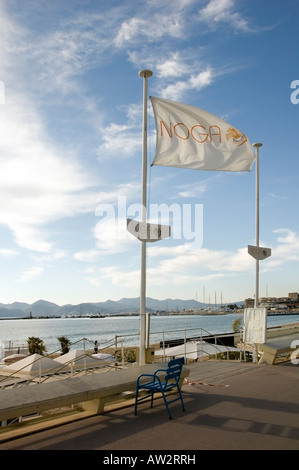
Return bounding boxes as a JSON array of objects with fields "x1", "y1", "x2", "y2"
[{"x1": 0, "y1": 298, "x2": 243, "y2": 318}]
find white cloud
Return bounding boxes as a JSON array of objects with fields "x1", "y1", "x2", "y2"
[
  {"x1": 114, "y1": 11, "x2": 184, "y2": 47},
  {"x1": 32, "y1": 250, "x2": 67, "y2": 262},
  {"x1": 1, "y1": 9, "x2": 116, "y2": 96},
  {"x1": 113, "y1": 0, "x2": 253, "y2": 50},
  {"x1": 94, "y1": 217, "x2": 136, "y2": 254},
  {"x1": 266, "y1": 229, "x2": 299, "y2": 268},
  {"x1": 156, "y1": 52, "x2": 191, "y2": 78},
  {"x1": 160, "y1": 67, "x2": 214, "y2": 100},
  {"x1": 98, "y1": 266, "x2": 140, "y2": 289},
  {"x1": 19, "y1": 266, "x2": 44, "y2": 282},
  {"x1": 200, "y1": 0, "x2": 251, "y2": 32},
  {"x1": 0, "y1": 4, "x2": 103, "y2": 255},
  {"x1": 97, "y1": 123, "x2": 141, "y2": 159},
  {"x1": 0, "y1": 248, "x2": 18, "y2": 258},
  {"x1": 0, "y1": 92, "x2": 98, "y2": 252},
  {"x1": 86, "y1": 228, "x2": 299, "y2": 293},
  {"x1": 149, "y1": 244, "x2": 253, "y2": 275},
  {"x1": 90, "y1": 243, "x2": 253, "y2": 291},
  {"x1": 178, "y1": 175, "x2": 219, "y2": 198},
  {"x1": 114, "y1": 17, "x2": 147, "y2": 47},
  {"x1": 148, "y1": 229, "x2": 299, "y2": 285},
  {"x1": 273, "y1": 228, "x2": 299, "y2": 246},
  {"x1": 74, "y1": 249, "x2": 102, "y2": 263},
  {"x1": 0, "y1": 0, "x2": 290, "y2": 306},
  {"x1": 12, "y1": 227, "x2": 52, "y2": 253},
  {"x1": 97, "y1": 102, "x2": 144, "y2": 159}
]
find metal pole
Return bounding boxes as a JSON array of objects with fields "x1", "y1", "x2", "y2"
[
  {"x1": 139, "y1": 69, "x2": 153, "y2": 365},
  {"x1": 39, "y1": 357, "x2": 41, "y2": 383},
  {"x1": 145, "y1": 312, "x2": 150, "y2": 349},
  {"x1": 121, "y1": 340, "x2": 124, "y2": 368},
  {"x1": 253, "y1": 143, "x2": 262, "y2": 308},
  {"x1": 83, "y1": 337, "x2": 86, "y2": 374}
]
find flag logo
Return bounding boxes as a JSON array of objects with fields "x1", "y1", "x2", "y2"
[
  {"x1": 150, "y1": 96, "x2": 255, "y2": 172},
  {"x1": 226, "y1": 128, "x2": 247, "y2": 147}
]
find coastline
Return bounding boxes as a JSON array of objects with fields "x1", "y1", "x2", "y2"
[
  {"x1": 1, "y1": 309, "x2": 299, "y2": 321},
  {"x1": 1, "y1": 314, "x2": 298, "y2": 359}
]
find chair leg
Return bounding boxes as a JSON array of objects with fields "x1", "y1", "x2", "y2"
[
  {"x1": 161, "y1": 391, "x2": 173, "y2": 419},
  {"x1": 178, "y1": 387, "x2": 185, "y2": 411},
  {"x1": 150, "y1": 391, "x2": 154, "y2": 408},
  {"x1": 134, "y1": 376, "x2": 185, "y2": 419},
  {"x1": 134, "y1": 386, "x2": 139, "y2": 416},
  {"x1": 134, "y1": 398, "x2": 137, "y2": 416}
]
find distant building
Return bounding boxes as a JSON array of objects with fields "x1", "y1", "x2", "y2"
[
  {"x1": 244, "y1": 298, "x2": 255, "y2": 308},
  {"x1": 245, "y1": 292, "x2": 299, "y2": 310}
]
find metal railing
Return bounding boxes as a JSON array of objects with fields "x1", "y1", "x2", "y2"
[
  {"x1": 0, "y1": 327, "x2": 241, "y2": 390},
  {"x1": 115, "y1": 326, "x2": 241, "y2": 362},
  {"x1": 0, "y1": 337, "x2": 119, "y2": 389}
]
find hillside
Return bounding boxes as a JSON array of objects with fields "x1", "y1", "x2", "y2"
[{"x1": 0, "y1": 297, "x2": 242, "y2": 318}]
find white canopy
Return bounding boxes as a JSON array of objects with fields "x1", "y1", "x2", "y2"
[
  {"x1": 92, "y1": 352, "x2": 115, "y2": 362},
  {"x1": 55, "y1": 349, "x2": 113, "y2": 369},
  {"x1": 3, "y1": 353, "x2": 28, "y2": 363},
  {"x1": 155, "y1": 340, "x2": 240, "y2": 360},
  {"x1": 0, "y1": 353, "x2": 63, "y2": 376}
]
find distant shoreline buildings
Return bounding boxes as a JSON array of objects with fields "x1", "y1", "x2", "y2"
[{"x1": 245, "y1": 292, "x2": 299, "y2": 311}]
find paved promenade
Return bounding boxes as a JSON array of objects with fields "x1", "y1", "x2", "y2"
[{"x1": 0, "y1": 359, "x2": 298, "y2": 451}]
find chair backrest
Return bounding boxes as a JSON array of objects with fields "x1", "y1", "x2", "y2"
[{"x1": 164, "y1": 357, "x2": 184, "y2": 385}]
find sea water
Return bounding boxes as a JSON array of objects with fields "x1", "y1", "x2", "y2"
[{"x1": 0, "y1": 313, "x2": 298, "y2": 354}]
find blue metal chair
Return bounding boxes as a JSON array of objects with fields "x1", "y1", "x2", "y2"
[{"x1": 134, "y1": 357, "x2": 185, "y2": 419}]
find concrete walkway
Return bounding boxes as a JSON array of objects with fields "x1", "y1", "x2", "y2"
[{"x1": 0, "y1": 359, "x2": 298, "y2": 451}]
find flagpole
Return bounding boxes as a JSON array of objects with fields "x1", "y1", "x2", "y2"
[
  {"x1": 253, "y1": 142, "x2": 262, "y2": 308},
  {"x1": 139, "y1": 69, "x2": 153, "y2": 365}
]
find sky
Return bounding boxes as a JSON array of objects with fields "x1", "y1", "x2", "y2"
[{"x1": 0, "y1": 0, "x2": 299, "y2": 306}]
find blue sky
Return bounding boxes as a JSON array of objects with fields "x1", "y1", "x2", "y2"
[{"x1": 0, "y1": 0, "x2": 298, "y2": 306}]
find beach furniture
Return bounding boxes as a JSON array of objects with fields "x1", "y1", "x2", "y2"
[{"x1": 134, "y1": 357, "x2": 185, "y2": 419}]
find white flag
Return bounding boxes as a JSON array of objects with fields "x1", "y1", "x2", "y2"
[{"x1": 150, "y1": 97, "x2": 256, "y2": 172}]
